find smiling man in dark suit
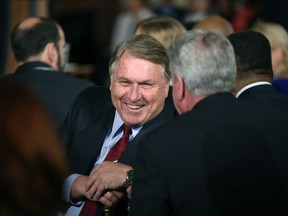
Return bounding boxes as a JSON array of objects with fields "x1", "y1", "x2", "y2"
[
  {"x1": 60, "y1": 34, "x2": 176, "y2": 215},
  {"x1": 130, "y1": 29, "x2": 288, "y2": 216}
]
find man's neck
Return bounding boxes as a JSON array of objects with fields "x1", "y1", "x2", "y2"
[
  {"x1": 234, "y1": 74, "x2": 272, "y2": 94},
  {"x1": 21, "y1": 56, "x2": 58, "y2": 71}
]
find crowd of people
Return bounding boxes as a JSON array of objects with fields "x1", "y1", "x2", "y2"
[{"x1": 1, "y1": 1, "x2": 288, "y2": 215}]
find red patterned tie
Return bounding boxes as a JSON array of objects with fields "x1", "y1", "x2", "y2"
[{"x1": 79, "y1": 124, "x2": 131, "y2": 216}]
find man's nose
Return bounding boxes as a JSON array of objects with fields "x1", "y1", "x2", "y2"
[{"x1": 128, "y1": 84, "x2": 141, "y2": 101}]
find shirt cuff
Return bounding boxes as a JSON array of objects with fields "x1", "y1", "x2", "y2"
[{"x1": 62, "y1": 173, "x2": 83, "y2": 205}]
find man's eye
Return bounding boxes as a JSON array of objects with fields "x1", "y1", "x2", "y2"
[
  {"x1": 141, "y1": 83, "x2": 153, "y2": 89},
  {"x1": 119, "y1": 80, "x2": 130, "y2": 86}
]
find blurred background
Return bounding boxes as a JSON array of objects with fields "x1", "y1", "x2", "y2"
[{"x1": 1, "y1": 0, "x2": 288, "y2": 86}]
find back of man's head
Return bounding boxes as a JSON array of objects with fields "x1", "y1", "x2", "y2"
[
  {"x1": 193, "y1": 15, "x2": 234, "y2": 36},
  {"x1": 227, "y1": 30, "x2": 273, "y2": 81},
  {"x1": 11, "y1": 17, "x2": 59, "y2": 62},
  {"x1": 169, "y1": 29, "x2": 236, "y2": 97}
]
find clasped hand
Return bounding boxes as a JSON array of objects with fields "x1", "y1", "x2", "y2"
[{"x1": 85, "y1": 161, "x2": 132, "y2": 206}]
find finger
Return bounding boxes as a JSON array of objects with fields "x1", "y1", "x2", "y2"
[
  {"x1": 85, "y1": 171, "x2": 101, "y2": 191},
  {"x1": 112, "y1": 190, "x2": 125, "y2": 199},
  {"x1": 98, "y1": 196, "x2": 114, "y2": 207},
  {"x1": 85, "y1": 176, "x2": 97, "y2": 192},
  {"x1": 93, "y1": 184, "x2": 106, "y2": 200},
  {"x1": 86, "y1": 178, "x2": 100, "y2": 199},
  {"x1": 87, "y1": 180, "x2": 106, "y2": 201},
  {"x1": 104, "y1": 192, "x2": 120, "y2": 204},
  {"x1": 85, "y1": 173, "x2": 97, "y2": 191},
  {"x1": 85, "y1": 179, "x2": 93, "y2": 192}
]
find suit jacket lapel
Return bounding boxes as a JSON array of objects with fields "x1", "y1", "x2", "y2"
[{"x1": 79, "y1": 106, "x2": 115, "y2": 174}]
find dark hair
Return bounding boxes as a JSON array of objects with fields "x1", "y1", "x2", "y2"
[
  {"x1": 11, "y1": 17, "x2": 60, "y2": 61},
  {"x1": 227, "y1": 30, "x2": 273, "y2": 79}
]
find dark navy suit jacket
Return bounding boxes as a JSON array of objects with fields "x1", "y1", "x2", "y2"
[
  {"x1": 5, "y1": 61, "x2": 94, "y2": 128},
  {"x1": 237, "y1": 84, "x2": 288, "y2": 113},
  {"x1": 131, "y1": 93, "x2": 288, "y2": 216}
]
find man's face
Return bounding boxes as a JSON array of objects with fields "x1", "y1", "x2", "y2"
[{"x1": 110, "y1": 51, "x2": 169, "y2": 127}]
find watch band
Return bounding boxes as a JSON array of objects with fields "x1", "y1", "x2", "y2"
[{"x1": 122, "y1": 169, "x2": 134, "y2": 189}]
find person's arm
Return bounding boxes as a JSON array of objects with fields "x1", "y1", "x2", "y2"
[
  {"x1": 62, "y1": 174, "x2": 87, "y2": 205},
  {"x1": 70, "y1": 175, "x2": 89, "y2": 200},
  {"x1": 84, "y1": 161, "x2": 133, "y2": 201},
  {"x1": 63, "y1": 172, "x2": 125, "y2": 208},
  {"x1": 129, "y1": 135, "x2": 170, "y2": 216}
]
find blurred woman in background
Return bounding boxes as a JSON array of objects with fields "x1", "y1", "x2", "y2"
[
  {"x1": 252, "y1": 22, "x2": 288, "y2": 96},
  {"x1": 0, "y1": 79, "x2": 69, "y2": 216}
]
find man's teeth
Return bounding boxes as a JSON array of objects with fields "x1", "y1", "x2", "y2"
[{"x1": 127, "y1": 104, "x2": 143, "y2": 109}]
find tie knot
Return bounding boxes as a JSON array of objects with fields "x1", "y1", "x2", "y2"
[{"x1": 123, "y1": 124, "x2": 131, "y2": 137}]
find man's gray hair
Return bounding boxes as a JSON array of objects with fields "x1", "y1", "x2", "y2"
[
  {"x1": 109, "y1": 34, "x2": 171, "y2": 83},
  {"x1": 169, "y1": 29, "x2": 236, "y2": 96}
]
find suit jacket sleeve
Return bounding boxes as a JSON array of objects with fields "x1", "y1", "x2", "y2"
[{"x1": 130, "y1": 133, "x2": 170, "y2": 216}]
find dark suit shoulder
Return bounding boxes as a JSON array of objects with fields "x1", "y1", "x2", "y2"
[
  {"x1": 4, "y1": 63, "x2": 95, "y2": 127},
  {"x1": 55, "y1": 72, "x2": 95, "y2": 89},
  {"x1": 73, "y1": 86, "x2": 112, "y2": 115},
  {"x1": 60, "y1": 86, "x2": 112, "y2": 132},
  {"x1": 238, "y1": 85, "x2": 288, "y2": 113},
  {"x1": 77, "y1": 86, "x2": 111, "y2": 104}
]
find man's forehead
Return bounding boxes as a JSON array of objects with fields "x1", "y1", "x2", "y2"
[{"x1": 118, "y1": 51, "x2": 156, "y2": 66}]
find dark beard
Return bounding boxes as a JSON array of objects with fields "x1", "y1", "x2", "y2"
[
  {"x1": 56, "y1": 46, "x2": 65, "y2": 72},
  {"x1": 57, "y1": 55, "x2": 65, "y2": 72}
]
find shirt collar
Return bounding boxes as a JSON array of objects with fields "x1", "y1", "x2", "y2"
[
  {"x1": 15, "y1": 61, "x2": 54, "y2": 74},
  {"x1": 236, "y1": 81, "x2": 271, "y2": 98},
  {"x1": 112, "y1": 111, "x2": 143, "y2": 139},
  {"x1": 111, "y1": 112, "x2": 124, "y2": 138}
]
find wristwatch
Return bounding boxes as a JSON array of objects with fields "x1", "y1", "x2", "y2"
[{"x1": 122, "y1": 169, "x2": 134, "y2": 189}]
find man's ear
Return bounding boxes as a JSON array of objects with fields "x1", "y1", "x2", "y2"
[
  {"x1": 173, "y1": 73, "x2": 185, "y2": 102},
  {"x1": 45, "y1": 43, "x2": 58, "y2": 70}
]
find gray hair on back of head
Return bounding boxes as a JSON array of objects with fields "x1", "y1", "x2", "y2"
[{"x1": 169, "y1": 29, "x2": 236, "y2": 96}]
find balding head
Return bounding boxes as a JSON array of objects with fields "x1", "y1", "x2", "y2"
[
  {"x1": 193, "y1": 15, "x2": 234, "y2": 36},
  {"x1": 11, "y1": 17, "x2": 66, "y2": 71},
  {"x1": 18, "y1": 17, "x2": 41, "y2": 30},
  {"x1": 11, "y1": 17, "x2": 60, "y2": 61}
]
